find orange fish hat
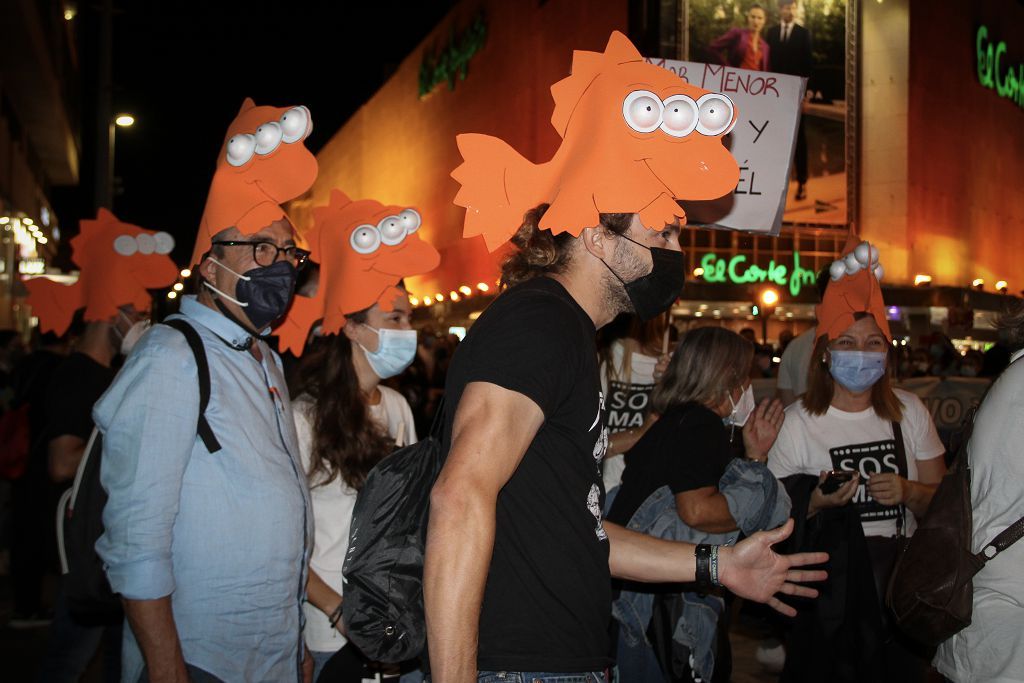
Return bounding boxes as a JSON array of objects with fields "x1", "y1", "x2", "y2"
[
  {"x1": 25, "y1": 209, "x2": 179, "y2": 335},
  {"x1": 453, "y1": 31, "x2": 741, "y2": 251},
  {"x1": 191, "y1": 98, "x2": 318, "y2": 266},
  {"x1": 816, "y1": 237, "x2": 891, "y2": 341},
  {"x1": 276, "y1": 190, "x2": 440, "y2": 356}
]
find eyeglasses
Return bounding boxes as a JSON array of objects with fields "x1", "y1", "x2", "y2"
[{"x1": 212, "y1": 240, "x2": 311, "y2": 268}]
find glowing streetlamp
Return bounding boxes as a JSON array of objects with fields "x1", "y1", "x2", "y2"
[{"x1": 757, "y1": 287, "x2": 780, "y2": 345}]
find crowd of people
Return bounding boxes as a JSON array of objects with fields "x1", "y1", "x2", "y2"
[{"x1": 0, "y1": 22, "x2": 1021, "y2": 683}]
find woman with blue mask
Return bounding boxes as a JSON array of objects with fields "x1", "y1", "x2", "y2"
[
  {"x1": 289, "y1": 285, "x2": 419, "y2": 682},
  {"x1": 278, "y1": 191, "x2": 438, "y2": 682},
  {"x1": 768, "y1": 242, "x2": 947, "y2": 682}
]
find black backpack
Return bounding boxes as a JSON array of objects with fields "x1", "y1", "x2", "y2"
[
  {"x1": 341, "y1": 405, "x2": 446, "y2": 663},
  {"x1": 56, "y1": 319, "x2": 221, "y2": 624}
]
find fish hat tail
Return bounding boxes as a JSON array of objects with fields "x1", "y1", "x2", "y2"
[
  {"x1": 25, "y1": 279, "x2": 85, "y2": 336},
  {"x1": 276, "y1": 210, "x2": 326, "y2": 356},
  {"x1": 452, "y1": 133, "x2": 546, "y2": 252},
  {"x1": 276, "y1": 292, "x2": 324, "y2": 357}
]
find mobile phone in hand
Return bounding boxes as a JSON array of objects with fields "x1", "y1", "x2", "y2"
[{"x1": 819, "y1": 470, "x2": 856, "y2": 495}]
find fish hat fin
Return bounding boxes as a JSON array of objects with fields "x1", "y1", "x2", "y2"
[
  {"x1": 25, "y1": 278, "x2": 84, "y2": 336},
  {"x1": 550, "y1": 31, "x2": 643, "y2": 138}
]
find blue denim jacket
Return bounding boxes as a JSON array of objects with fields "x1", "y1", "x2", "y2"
[
  {"x1": 95, "y1": 296, "x2": 313, "y2": 682},
  {"x1": 611, "y1": 458, "x2": 790, "y2": 681}
]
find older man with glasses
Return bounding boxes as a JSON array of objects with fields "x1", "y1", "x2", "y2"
[{"x1": 94, "y1": 100, "x2": 318, "y2": 683}]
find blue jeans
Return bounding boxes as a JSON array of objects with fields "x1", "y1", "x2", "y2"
[{"x1": 477, "y1": 673, "x2": 605, "y2": 683}]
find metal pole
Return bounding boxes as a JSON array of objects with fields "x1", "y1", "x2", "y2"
[{"x1": 94, "y1": 0, "x2": 113, "y2": 211}]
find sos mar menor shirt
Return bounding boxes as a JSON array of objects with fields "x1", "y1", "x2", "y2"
[
  {"x1": 600, "y1": 340, "x2": 658, "y2": 491},
  {"x1": 441, "y1": 276, "x2": 611, "y2": 673},
  {"x1": 767, "y1": 388, "x2": 944, "y2": 538}
]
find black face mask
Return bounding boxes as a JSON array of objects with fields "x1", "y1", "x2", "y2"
[
  {"x1": 602, "y1": 235, "x2": 685, "y2": 321},
  {"x1": 205, "y1": 258, "x2": 297, "y2": 331}
]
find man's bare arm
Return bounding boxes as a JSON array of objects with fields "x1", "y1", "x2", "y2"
[
  {"x1": 424, "y1": 382, "x2": 544, "y2": 683},
  {"x1": 607, "y1": 519, "x2": 828, "y2": 617},
  {"x1": 48, "y1": 435, "x2": 87, "y2": 483},
  {"x1": 123, "y1": 597, "x2": 189, "y2": 683}
]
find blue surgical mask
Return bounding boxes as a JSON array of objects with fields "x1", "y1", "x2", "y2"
[
  {"x1": 359, "y1": 326, "x2": 417, "y2": 379},
  {"x1": 829, "y1": 350, "x2": 887, "y2": 393}
]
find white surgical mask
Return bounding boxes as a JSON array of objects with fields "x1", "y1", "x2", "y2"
[
  {"x1": 724, "y1": 384, "x2": 756, "y2": 427},
  {"x1": 359, "y1": 326, "x2": 417, "y2": 379},
  {"x1": 120, "y1": 320, "x2": 150, "y2": 356},
  {"x1": 114, "y1": 311, "x2": 150, "y2": 357}
]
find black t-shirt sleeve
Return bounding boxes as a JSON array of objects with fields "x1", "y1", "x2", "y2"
[
  {"x1": 665, "y1": 410, "x2": 734, "y2": 494},
  {"x1": 454, "y1": 289, "x2": 583, "y2": 417},
  {"x1": 44, "y1": 356, "x2": 112, "y2": 441}
]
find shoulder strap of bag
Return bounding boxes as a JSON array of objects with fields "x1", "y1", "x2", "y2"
[
  {"x1": 978, "y1": 517, "x2": 1024, "y2": 561},
  {"x1": 428, "y1": 396, "x2": 447, "y2": 441},
  {"x1": 892, "y1": 421, "x2": 909, "y2": 537},
  {"x1": 163, "y1": 319, "x2": 222, "y2": 453}
]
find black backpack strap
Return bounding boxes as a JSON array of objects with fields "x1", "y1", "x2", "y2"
[
  {"x1": 892, "y1": 421, "x2": 909, "y2": 537},
  {"x1": 163, "y1": 319, "x2": 222, "y2": 453}
]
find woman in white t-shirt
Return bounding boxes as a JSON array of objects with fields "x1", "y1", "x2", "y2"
[
  {"x1": 291, "y1": 292, "x2": 418, "y2": 681},
  {"x1": 768, "y1": 242, "x2": 946, "y2": 681},
  {"x1": 599, "y1": 315, "x2": 671, "y2": 490}
]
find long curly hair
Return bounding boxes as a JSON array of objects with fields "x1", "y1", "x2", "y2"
[
  {"x1": 292, "y1": 310, "x2": 395, "y2": 491},
  {"x1": 500, "y1": 204, "x2": 634, "y2": 289}
]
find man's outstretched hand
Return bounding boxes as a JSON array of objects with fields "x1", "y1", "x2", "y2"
[{"x1": 718, "y1": 518, "x2": 828, "y2": 617}]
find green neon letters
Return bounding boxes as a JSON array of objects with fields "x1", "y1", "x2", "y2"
[
  {"x1": 977, "y1": 26, "x2": 1024, "y2": 108},
  {"x1": 700, "y1": 251, "x2": 817, "y2": 297}
]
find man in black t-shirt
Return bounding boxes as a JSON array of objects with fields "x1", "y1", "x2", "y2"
[
  {"x1": 426, "y1": 32, "x2": 828, "y2": 683},
  {"x1": 424, "y1": 210, "x2": 828, "y2": 682}
]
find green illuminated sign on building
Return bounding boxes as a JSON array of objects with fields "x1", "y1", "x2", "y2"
[
  {"x1": 699, "y1": 251, "x2": 817, "y2": 297},
  {"x1": 977, "y1": 26, "x2": 1024, "y2": 109}
]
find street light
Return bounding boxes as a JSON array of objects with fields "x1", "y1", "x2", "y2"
[
  {"x1": 100, "y1": 113, "x2": 136, "y2": 210},
  {"x1": 757, "y1": 287, "x2": 780, "y2": 345}
]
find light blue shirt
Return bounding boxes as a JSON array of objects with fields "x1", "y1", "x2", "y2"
[{"x1": 95, "y1": 295, "x2": 312, "y2": 682}]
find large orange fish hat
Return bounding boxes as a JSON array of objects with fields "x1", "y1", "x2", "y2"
[
  {"x1": 817, "y1": 236, "x2": 891, "y2": 341},
  {"x1": 276, "y1": 190, "x2": 440, "y2": 356},
  {"x1": 453, "y1": 31, "x2": 741, "y2": 251},
  {"x1": 190, "y1": 98, "x2": 318, "y2": 267},
  {"x1": 25, "y1": 209, "x2": 179, "y2": 335}
]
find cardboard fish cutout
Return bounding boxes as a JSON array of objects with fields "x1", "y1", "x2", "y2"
[
  {"x1": 817, "y1": 237, "x2": 891, "y2": 341},
  {"x1": 25, "y1": 209, "x2": 179, "y2": 334},
  {"x1": 191, "y1": 98, "x2": 318, "y2": 266},
  {"x1": 453, "y1": 31, "x2": 741, "y2": 251},
  {"x1": 277, "y1": 190, "x2": 440, "y2": 356}
]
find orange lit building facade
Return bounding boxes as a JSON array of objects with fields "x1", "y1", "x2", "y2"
[{"x1": 297, "y1": 0, "x2": 1023, "y2": 348}]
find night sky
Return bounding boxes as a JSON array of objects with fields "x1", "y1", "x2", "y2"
[{"x1": 58, "y1": 0, "x2": 456, "y2": 268}]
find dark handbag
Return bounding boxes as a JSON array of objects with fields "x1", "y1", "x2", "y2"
[
  {"x1": 341, "y1": 401, "x2": 446, "y2": 663},
  {"x1": 886, "y1": 409, "x2": 1024, "y2": 645}
]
